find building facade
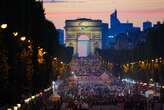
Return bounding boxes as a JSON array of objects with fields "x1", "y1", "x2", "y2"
[
  {"x1": 143, "y1": 21, "x2": 152, "y2": 31},
  {"x1": 65, "y1": 18, "x2": 102, "y2": 57}
]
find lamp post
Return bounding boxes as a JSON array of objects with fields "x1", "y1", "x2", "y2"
[
  {"x1": 20, "y1": 36, "x2": 26, "y2": 41},
  {"x1": 13, "y1": 32, "x2": 18, "y2": 37},
  {"x1": 0, "y1": 23, "x2": 8, "y2": 29}
]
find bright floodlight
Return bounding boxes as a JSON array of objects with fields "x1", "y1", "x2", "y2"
[
  {"x1": 1, "y1": 23, "x2": 8, "y2": 29},
  {"x1": 20, "y1": 36, "x2": 26, "y2": 41}
]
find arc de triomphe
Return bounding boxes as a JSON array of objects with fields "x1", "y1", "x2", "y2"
[{"x1": 65, "y1": 18, "x2": 102, "y2": 57}]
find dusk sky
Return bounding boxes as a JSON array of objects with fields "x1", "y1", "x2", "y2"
[{"x1": 43, "y1": 0, "x2": 164, "y2": 29}]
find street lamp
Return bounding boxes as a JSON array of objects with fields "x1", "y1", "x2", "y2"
[
  {"x1": 1, "y1": 23, "x2": 7, "y2": 29},
  {"x1": 150, "y1": 78, "x2": 153, "y2": 82},
  {"x1": 13, "y1": 32, "x2": 18, "y2": 37},
  {"x1": 13, "y1": 106, "x2": 18, "y2": 110},
  {"x1": 162, "y1": 86, "x2": 164, "y2": 89},
  {"x1": 20, "y1": 36, "x2": 26, "y2": 41},
  {"x1": 71, "y1": 71, "x2": 74, "y2": 75},
  {"x1": 141, "y1": 61, "x2": 145, "y2": 64},
  {"x1": 17, "y1": 104, "x2": 21, "y2": 108},
  {"x1": 43, "y1": 51, "x2": 47, "y2": 55},
  {"x1": 24, "y1": 98, "x2": 31, "y2": 104},
  {"x1": 31, "y1": 96, "x2": 35, "y2": 99}
]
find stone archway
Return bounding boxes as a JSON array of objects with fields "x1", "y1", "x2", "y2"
[
  {"x1": 78, "y1": 35, "x2": 90, "y2": 57},
  {"x1": 65, "y1": 18, "x2": 102, "y2": 56}
]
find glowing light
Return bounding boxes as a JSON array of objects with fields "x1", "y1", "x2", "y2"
[
  {"x1": 28, "y1": 45, "x2": 32, "y2": 49},
  {"x1": 55, "y1": 84, "x2": 58, "y2": 89},
  {"x1": 7, "y1": 108, "x2": 12, "y2": 110},
  {"x1": 140, "y1": 82, "x2": 143, "y2": 85},
  {"x1": 20, "y1": 36, "x2": 26, "y2": 41},
  {"x1": 44, "y1": 87, "x2": 52, "y2": 92},
  {"x1": 150, "y1": 78, "x2": 153, "y2": 82},
  {"x1": 149, "y1": 83, "x2": 155, "y2": 87},
  {"x1": 35, "y1": 93, "x2": 40, "y2": 97},
  {"x1": 162, "y1": 86, "x2": 164, "y2": 89},
  {"x1": 143, "y1": 83, "x2": 147, "y2": 86},
  {"x1": 31, "y1": 96, "x2": 35, "y2": 99},
  {"x1": 13, "y1": 106, "x2": 18, "y2": 110},
  {"x1": 130, "y1": 62, "x2": 135, "y2": 65},
  {"x1": 17, "y1": 104, "x2": 21, "y2": 108},
  {"x1": 52, "y1": 81, "x2": 56, "y2": 85},
  {"x1": 13, "y1": 32, "x2": 18, "y2": 36},
  {"x1": 24, "y1": 98, "x2": 31, "y2": 104},
  {"x1": 54, "y1": 57, "x2": 57, "y2": 60},
  {"x1": 43, "y1": 51, "x2": 47, "y2": 55},
  {"x1": 108, "y1": 35, "x2": 114, "y2": 38},
  {"x1": 28, "y1": 40, "x2": 31, "y2": 43},
  {"x1": 38, "y1": 48, "x2": 44, "y2": 64},
  {"x1": 61, "y1": 61, "x2": 63, "y2": 64},
  {"x1": 39, "y1": 92, "x2": 43, "y2": 95},
  {"x1": 152, "y1": 60, "x2": 154, "y2": 62},
  {"x1": 141, "y1": 61, "x2": 145, "y2": 64},
  {"x1": 1, "y1": 23, "x2": 7, "y2": 29}
]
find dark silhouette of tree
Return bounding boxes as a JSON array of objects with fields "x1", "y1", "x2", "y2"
[{"x1": 0, "y1": 0, "x2": 73, "y2": 106}]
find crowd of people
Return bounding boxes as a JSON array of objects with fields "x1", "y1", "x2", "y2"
[
  {"x1": 12, "y1": 56, "x2": 162, "y2": 110},
  {"x1": 70, "y1": 56, "x2": 106, "y2": 76},
  {"x1": 57, "y1": 56, "x2": 163, "y2": 110}
]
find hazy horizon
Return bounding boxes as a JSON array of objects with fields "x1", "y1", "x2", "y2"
[{"x1": 43, "y1": 0, "x2": 164, "y2": 29}]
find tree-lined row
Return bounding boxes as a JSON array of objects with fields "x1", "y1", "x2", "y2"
[{"x1": 0, "y1": 0, "x2": 73, "y2": 106}]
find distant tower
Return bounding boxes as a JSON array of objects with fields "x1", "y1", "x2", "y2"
[
  {"x1": 110, "y1": 9, "x2": 120, "y2": 28},
  {"x1": 57, "y1": 29, "x2": 64, "y2": 45},
  {"x1": 143, "y1": 21, "x2": 152, "y2": 31}
]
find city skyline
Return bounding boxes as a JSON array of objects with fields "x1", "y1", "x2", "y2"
[{"x1": 43, "y1": 0, "x2": 164, "y2": 29}]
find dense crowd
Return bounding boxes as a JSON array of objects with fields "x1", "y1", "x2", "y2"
[
  {"x1": 5, "y1": 56, "x2": 162, "y2": 110},
  {"x1": 70, "y1": 56, "x2": 106, "y2": 76},
  {"x1": 57, "y1": 56, "x2": 163, "y2": 110}
]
